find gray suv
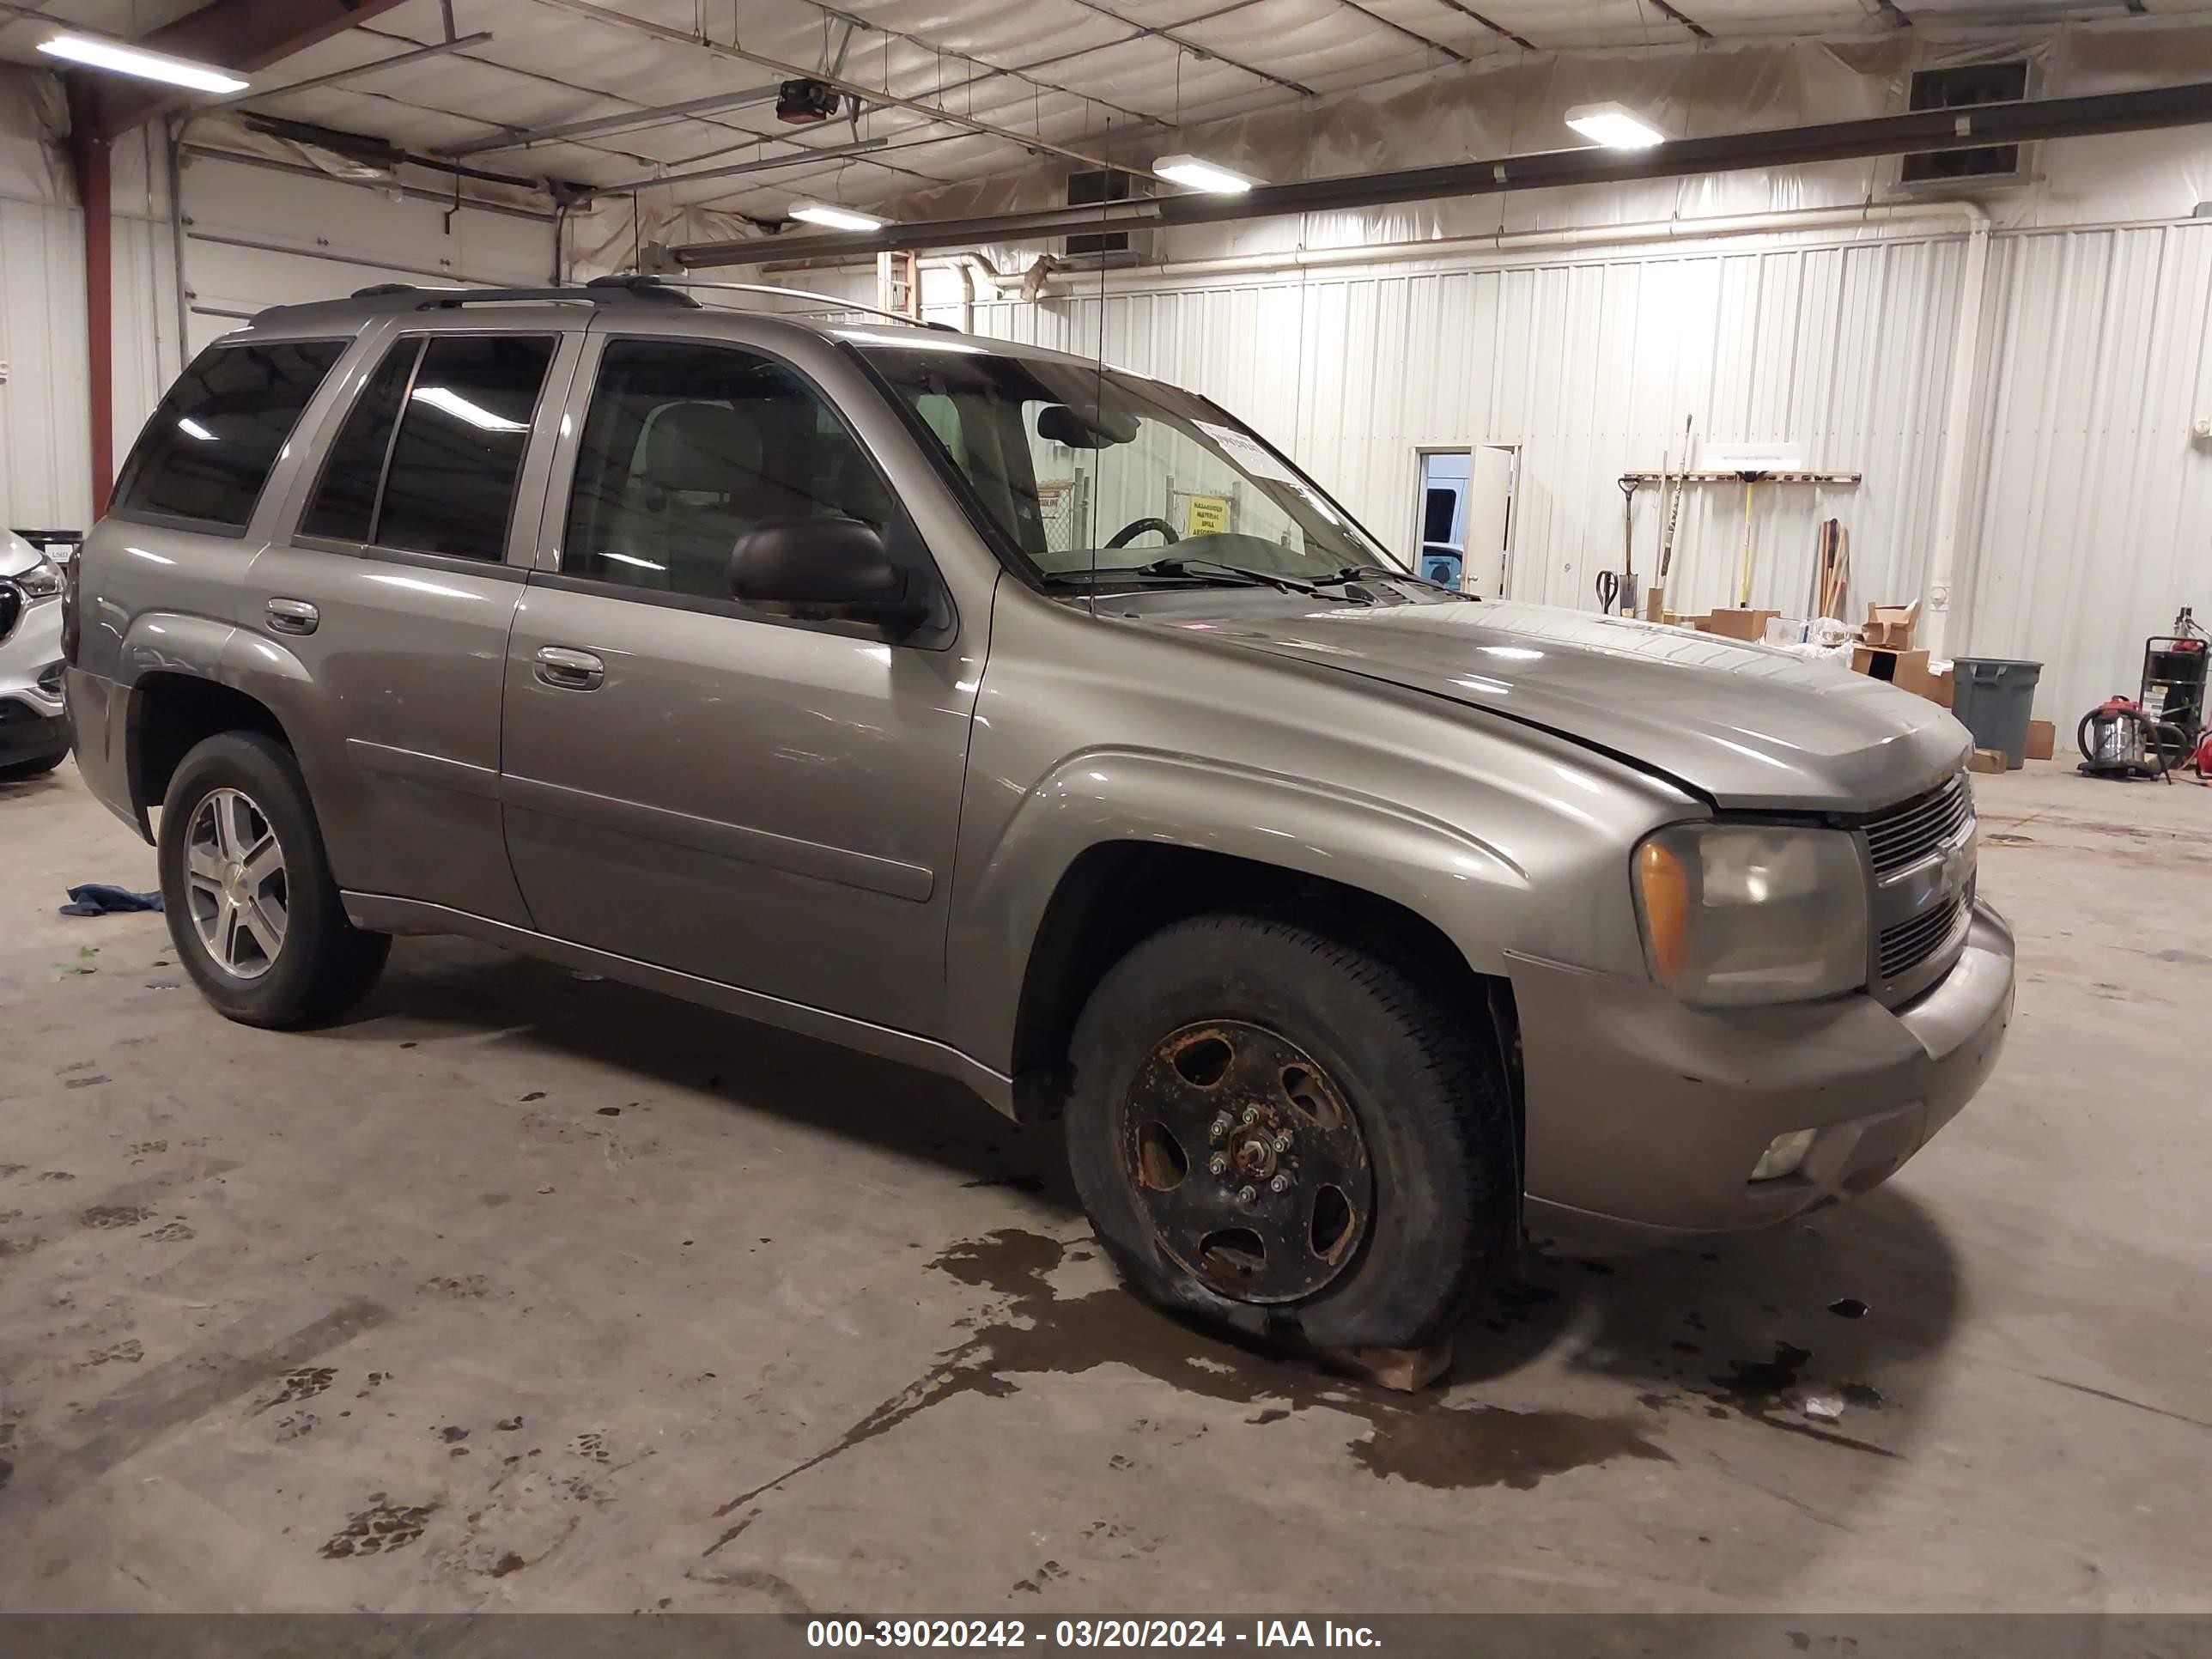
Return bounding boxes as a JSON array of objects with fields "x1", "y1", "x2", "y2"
[{"x1": 64, "y1": 279, "x2": 2012, "y2": 1357}]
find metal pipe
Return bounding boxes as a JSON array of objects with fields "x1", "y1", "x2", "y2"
[
  {"x1": 672, "y1": 79, "x2": 2212, "y2": 266},
  {"x1": 167, "y1": 117, "x2": 191, "y2": 372},
  {"x1": 442, "y1": 83, "x2": 784, "y2": 158},
  {"x1": 1920, "y1": 205, "x2": 1991, "y2": 661},
  {"x1": 1042, "y1": 201, "x2": 1991, "y2": 287},
  {"x1": 579, "y1": 135, "x2": 894, "y2": 201}
]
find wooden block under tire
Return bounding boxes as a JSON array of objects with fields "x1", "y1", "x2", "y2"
[{"x1": 1327, "y1": 1343, "x2": 1452, "y2": 1393}]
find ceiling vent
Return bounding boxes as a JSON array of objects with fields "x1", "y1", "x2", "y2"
[{"x1": 1900, "y1": 61, "x2": 2033, "y2": 188}]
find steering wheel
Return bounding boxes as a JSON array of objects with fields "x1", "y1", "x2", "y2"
[{"x1": 1105, "y1": 515, "x2": 1181, "y2": 549}]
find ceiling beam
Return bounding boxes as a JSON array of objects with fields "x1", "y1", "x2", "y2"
[
  {"x1": 1425, "y1": 0, "x2": 1536, "y2": 51},
  {"x1": 198, "y1": 30, "x2": 495, "y2": 113},
  {"x1": 1054, "y1": 0, "x2": 1316, "y2": 98},
  {"x1": 1648, "y1": 1, "x2": 1713, "y2": 39},
  {"x1": 1328, "y1": 0, "x2": 1469, "y2": 64},
  {"x1": 71, "y1": 0, "x2": 418, "y2": 140},
  {"x1": 671, "y1": 78, "x2": 2212, "y2": 265},
  {"x1": 441, "y1": 84, "x2": 787, "y2": 158}
]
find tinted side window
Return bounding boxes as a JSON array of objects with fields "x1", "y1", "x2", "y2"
[
  {"x1": 300, "y1": 338, "x2": 421, "y2": 543},
  {"x1": 374, "y1": 335, "x2": 556, "y2": 561},
  {"x1": 114, "y1": 339, "x2": 346, "y2": 530},
  {"x1": 562, "y1": 338, "x2": 895, "y2": 599}
]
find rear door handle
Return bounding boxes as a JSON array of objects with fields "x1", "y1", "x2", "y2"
[
  {"x1": 533, "y1": 645, "x2": 605, "y2": 691},
  {"x1": 265, "y1": 598, "x2": 319, "y2": 635}
]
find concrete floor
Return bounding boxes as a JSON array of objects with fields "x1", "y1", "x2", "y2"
[{"x1": 0, "y1": 757, "x2": 2206, "y2": 1614}]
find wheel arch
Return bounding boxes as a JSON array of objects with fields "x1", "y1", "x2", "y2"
[
  {"x1": 969, "y1": 748, "x2": 1527, "y2": 1164},
  {"x1": 128, "y1": 671, "x2": 297, "y2": 830}
]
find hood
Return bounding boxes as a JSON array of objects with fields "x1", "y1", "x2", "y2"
[
  {"x1": 1158, "y1": 597, "x2": 1969, "y2": 813},
  {"x1": 1, "y1": 530, "x2": 41, "y2": 580}
]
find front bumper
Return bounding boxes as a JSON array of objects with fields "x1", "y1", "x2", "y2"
[{"x1": 1511, "y1": 899, "x2": 2014, "y2": 1255}]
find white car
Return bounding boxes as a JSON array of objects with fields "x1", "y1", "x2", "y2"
[{"x1": 1, "y1": 526, "x2": 71, "y2": 781}]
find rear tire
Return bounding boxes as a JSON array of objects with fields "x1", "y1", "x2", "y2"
[
  {"x1": 157, "y1": 732, "x2": 389, "y2": 1028},
  {"x1": 1065, "y1": 913, "x2": 1514, "y2": 1352}
]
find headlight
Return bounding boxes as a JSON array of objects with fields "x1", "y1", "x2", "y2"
[
  {"x1": 13, "y1": 556, "x2": 62, "y2": 601},
  {"x1": 1632, "y1": 823, "x2": 1869, "y2": 1006}
]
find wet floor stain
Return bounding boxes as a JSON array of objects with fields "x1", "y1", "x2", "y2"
[{"x1": 704, "y1": 1228, "x2": 1671, "y2": 1538}]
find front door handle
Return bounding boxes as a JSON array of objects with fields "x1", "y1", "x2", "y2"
[
  {"x1": 533, "y1": 645, "x2": 605, "y2": 691},
  {"x1": 265, "y1": 597, "x2": 319, "y2": 635}
]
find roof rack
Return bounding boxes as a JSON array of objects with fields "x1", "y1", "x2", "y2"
[
  {"x1": 344, "y1": 276, "x2": 699, "y2": 310},
  {"x1": 641, "y1": 277, "x2": 958, "y2": 331}
]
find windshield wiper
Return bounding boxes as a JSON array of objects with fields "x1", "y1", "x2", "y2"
[
  {"x1": 1312, "y1": 562, "x2": 1456, "y2": 592},
  {"x1": 1139, "y1": 556, "x2": 1319, "y2": 595}
]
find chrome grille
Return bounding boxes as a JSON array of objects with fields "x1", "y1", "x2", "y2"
[
  {"x1": 0, "y1": 581, "x2": 21, "y2": 646},
  {"x1": 1865, "y1": 775, "x2": 1972, "y2": 876},
  {"x1": 1879, "y1": 890, "x2": 1967, "y2": 981}
]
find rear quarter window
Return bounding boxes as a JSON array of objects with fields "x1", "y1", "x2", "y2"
[{"x1": 112, "y1": 339, "x2": 348, "y2": 531}]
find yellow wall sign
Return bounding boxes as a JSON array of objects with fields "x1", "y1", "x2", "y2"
[{"x1": 1185, "y1": 495, "x2": 1230, "y2": 536}]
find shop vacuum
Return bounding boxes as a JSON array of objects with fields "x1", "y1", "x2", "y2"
[{"x1": 2077, "y1": 608, "x2": 2209, "y2": 783}]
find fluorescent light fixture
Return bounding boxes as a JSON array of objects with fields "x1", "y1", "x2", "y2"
[
  {"x1": 175, "y1": 416, "x2": 216, "y2": 441},
  {"x1": 410, "y1": 384, "x2": 527, "y2": 433},
  {"x1": 38, "y1": 32, "x2": 248, "y2": 94},
  {"x1": 1565, "y1": 102, "x2": 1668, "y2": 149},
  {"x1": 788, "y1": 202, "x2": 887, "y2": 232},
  {"x1": 1153, "y1": 153, "x2": 1258, "y2": 193}
]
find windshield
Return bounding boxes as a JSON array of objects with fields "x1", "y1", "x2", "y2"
[{"x1": 853, "y1": 341, "x2": 1405, "y2": 587}]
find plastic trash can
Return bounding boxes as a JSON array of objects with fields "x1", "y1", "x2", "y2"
[{"x1": 1950, "y1": 657, "x2": 2043, "y2": 769}]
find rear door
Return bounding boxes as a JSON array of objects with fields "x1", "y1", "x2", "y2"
[
  {"x1": 498, "y1": 322, "x2": 982, "y2": 1036},
  {"x1": 247, "y1": 314, "x2": 583, "y2": 922}
]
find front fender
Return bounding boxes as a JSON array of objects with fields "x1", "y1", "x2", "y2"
[{"x1": 943, "y1": 746, "x2": 1530, "y2": 1072}]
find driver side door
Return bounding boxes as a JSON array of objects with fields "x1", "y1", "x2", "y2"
[{"x1": 499, "y1": 331, "x2": 980, "y2": 1036}]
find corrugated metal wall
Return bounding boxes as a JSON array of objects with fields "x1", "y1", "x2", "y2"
[
  {"x1": 1963, "y1": 222, "x2": 2212, "y2": 734},
  {"x1": 0, "y1": 194, "x2": 91, "y2": 531},
  {"x1": 942, "y1": 236, "x2": 1967, "y2": 621},
  {"x1": 934, "y1": 220, "x2": 2209, "y2": 728}
]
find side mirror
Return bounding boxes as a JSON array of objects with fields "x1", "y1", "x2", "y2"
[{"x1": 728, "y1": 518, "x2": 929, "y2": 638}]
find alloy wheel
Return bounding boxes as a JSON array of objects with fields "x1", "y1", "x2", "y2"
[{"x1": 184, "y1": 787, "x2": 288, "y2": 979}]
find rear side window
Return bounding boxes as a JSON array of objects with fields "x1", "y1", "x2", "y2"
[
  {"x1": 300, "y1": 334, "x2": 556, "y2": 561},
  {"x1": 114, "y1": 339, "x2": 346, "y2": 531},
  {"x1": 301, "y1": 338, "x2": 417, "y2": 543},
  {"x1": 377, "y1": 335, "x2": 555, "y2": 560}
]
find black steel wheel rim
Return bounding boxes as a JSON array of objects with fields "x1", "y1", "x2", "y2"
[{"x1": 1119, "y1": 1020, "x2": 1374, "y2": 1304}]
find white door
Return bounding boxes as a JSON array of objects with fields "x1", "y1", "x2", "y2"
[{"x1": 1461, "y1": 446, "x2": 1515, "y2": 598}]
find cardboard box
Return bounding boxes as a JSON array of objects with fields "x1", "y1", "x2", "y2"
[
  {"x1": 1698, "y1": 608, "x2": 1780, "y2": 641},
  {"x1": 1968, "y1": 747, "x2": 2008, "y2": 775},
  {"x1": 1863, "y1": 601, "x2": 1921, "y2": 650},
  {"x1": 1851, "y1": 644, "x2": 1937, "y2": 701},
  {"x1": 2026, "y1": 719, "x2": 2055, "y2": 762},
  {"x1": 1928, "y1": 665, "x2": 1954, "y2": 710}
]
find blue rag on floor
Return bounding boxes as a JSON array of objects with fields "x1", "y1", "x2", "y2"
[{"x1": 59, "y1": 883, "x2": 163, "y2": 916}]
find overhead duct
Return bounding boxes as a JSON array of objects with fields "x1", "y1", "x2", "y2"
[{"x1": 669, "y1": 80, "x2": 2212, "y2": 268}]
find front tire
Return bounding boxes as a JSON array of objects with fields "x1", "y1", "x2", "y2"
[
  {"x1": 0, "y1": 748, "x2": 66, "y2": 781},
  {"x1": 1065, "y1": 913, "x2": 1514, "y2": 1352},
  {"x1": 157, "y1": 732, "x2": 388, "y2": 1028}
]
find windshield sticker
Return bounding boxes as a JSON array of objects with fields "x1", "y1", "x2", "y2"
[{"x1": 1196, "y1": 421, "x2": 1298, "y2": 483}]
